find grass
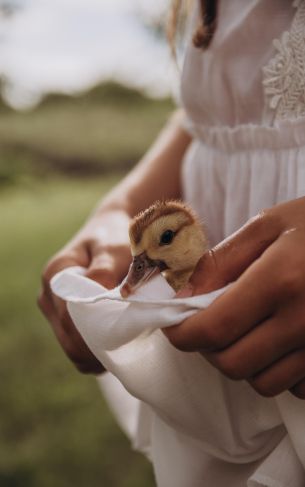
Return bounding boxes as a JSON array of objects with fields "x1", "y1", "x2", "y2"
[
  {"x1": 0, "y1": 82, "x2": 172, "y2": 485},
  {"x1": 0, "y1": 176, "x2": 155, "y2": 487},
  {"x1": 0, "y1": 83, "x2": 175, "y2": 181}
]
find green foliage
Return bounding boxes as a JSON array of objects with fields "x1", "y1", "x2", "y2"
[
  {"x1": 0, "y1": 82, "x2": 175, "y2": 182},
  {"x1": 40, "y1": 82, "x2": 152, "y2": 108},
  {"x1": 0, "y1": 177, "x2": 155, "y2": 487}
]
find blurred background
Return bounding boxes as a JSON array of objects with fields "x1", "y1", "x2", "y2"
[{"x1": 0, "y1": 0, "x2": 179, "y2": 485}]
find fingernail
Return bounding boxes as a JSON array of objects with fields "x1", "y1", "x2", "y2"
[{"x1": 175, "y1": 284, "x2": 193, "y2": 298}]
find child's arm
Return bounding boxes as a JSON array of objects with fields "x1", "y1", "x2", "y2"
[
  {"x1": 38, "y1": 112, "x2": 192, "y2": 374},
  {"x1": 164, "y1": 197, "x2": 305, "y2": 399}
]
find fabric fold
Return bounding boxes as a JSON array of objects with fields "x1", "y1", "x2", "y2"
[
  {"x1": 51, "y1": 266, "x2": 305, "y2": 486},
  {"x1": 51, "y1": 266, "x2": 226, "y2": 350}
]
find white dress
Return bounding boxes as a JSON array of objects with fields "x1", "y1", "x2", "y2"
[
  {"x1": 100, "y1": 1, "x2": 305, "y2": 485},
  {"x1": 182, "y1": 0, "x2": 305, "y2": 247},
  {"x1": 57, "y1": 1, "x2": 305, "y2": 486}
]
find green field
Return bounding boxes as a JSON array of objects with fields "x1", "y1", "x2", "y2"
[
  {"x1": 0, "y1": 177, "x2": 155, "y2": 487},
  {"x1": 0, "y1": 84, "x2": 175, "y2": 486},
  {"x1": 0, "y1": 83, "x2": 174, "y2": 183}
]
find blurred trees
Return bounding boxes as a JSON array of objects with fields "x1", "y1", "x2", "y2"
[
  {"x1": 0, "y1": 0, "x2": 21, "y2": 17},
  {"x1": 0, "y1": 82, "x2": 174, "y2": 185}
]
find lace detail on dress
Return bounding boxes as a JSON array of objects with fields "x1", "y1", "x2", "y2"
[{"x1": 262, "y1": 0, "x2": 305, "y2": 121}]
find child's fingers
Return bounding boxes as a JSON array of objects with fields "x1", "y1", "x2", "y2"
[
  {"x1": 175, "y1": 283, "x2": 193, "y2": 298},
  {"x1": 86, "y1": 254, "x2": 118, "y2": 289},
  {"x1": 38, "y1": 290, "x2": 104, "y2": 374},
  {"x1": 203, "y1": 312, "x2": 304, "y2": 381},
  {"x1": 39, "y1": 251, "x2": 104, "y2": 374},
  {"x1": 248, "y1": 349, "x2": 305, "y2": 398},
  {"x1": 290, "y1": 378, "x2": 305, "y2": 399},
  {"x1": 190, "y1": 210, "x2": 282, "y2": 294},
  {"x1": 165, "y1": 233, "x2": 294, "y2": 352},
  {"x1": 86, "y1": 245, "x2": 131, "y2": 288}
]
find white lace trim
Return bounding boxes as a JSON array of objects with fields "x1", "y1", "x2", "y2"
[{"x1": 262, "y1": 0, "x2": 305, "y2": 121}]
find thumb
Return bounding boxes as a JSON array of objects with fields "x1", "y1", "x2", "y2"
[
  {"x1": 189, "y1": 212, "x2": 282, "y2": 295},
  {"x1": 86, "y1": 247, "x2": 131, "y2": 290}
]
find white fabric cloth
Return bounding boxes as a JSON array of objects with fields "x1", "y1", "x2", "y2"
[
  {"x1": 54, "y1": 1, "x2": 305, "y2": 485},
  {"x1": 51, "y1": 267, "x2": 305, "y2": 487}
]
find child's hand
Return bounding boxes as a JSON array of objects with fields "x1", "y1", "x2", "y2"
[
  {"x1": 38, "y1": 116, "x2": 191, "y2": 374},
  {"x1": 164, "y1": 197, "x2": 305, "y2": 399},
  {"x1": 38, "y1": 210, "x2": 131, "y2": 374}
]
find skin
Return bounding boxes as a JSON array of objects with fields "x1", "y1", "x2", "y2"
[
  {"x1": 164, "y1": 197, "x2": 305, "y2": 399},
  {"x1": 38, "y1": 112, "x2": 192, "y2": 373},
  {"x1": 39, "y1": 113, "x2": 305, "y2": 400}
]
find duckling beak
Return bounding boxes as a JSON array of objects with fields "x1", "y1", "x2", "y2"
[{"x1": 120, "y1": 253, "x2": 160, "y2": 298}]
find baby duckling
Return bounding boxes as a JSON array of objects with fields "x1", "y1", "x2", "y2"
[{"x1": 120, "y1": 200, "x2": 208, "y2": 297}]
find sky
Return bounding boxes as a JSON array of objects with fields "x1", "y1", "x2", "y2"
[{"x1": 0, "y1": 0, "x2": 179, "y2": 108}]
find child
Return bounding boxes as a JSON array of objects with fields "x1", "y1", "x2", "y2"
[{"x1": 40, "y1": 1, "x2": 305, "y2": 485}]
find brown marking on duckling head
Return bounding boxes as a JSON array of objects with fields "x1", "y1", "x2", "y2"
[{"x1": 129, "y1": 200, "x2": 196, "y2": 246}]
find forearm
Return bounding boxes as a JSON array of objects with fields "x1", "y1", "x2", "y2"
[
  {"x1": 39, "y1": 111, "x2": 192, "y2": 374},
  {"x1": 93, "y1": 111, "x2": 193, "y2": 219}
]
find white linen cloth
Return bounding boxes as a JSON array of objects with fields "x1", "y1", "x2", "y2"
[{"x1": 51, "y1": 267, "x2": 305, "y2": 487}]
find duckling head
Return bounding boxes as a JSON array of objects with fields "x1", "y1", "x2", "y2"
[{"x1": 120, "y1": 200, "x2": 208, "y2": 297}]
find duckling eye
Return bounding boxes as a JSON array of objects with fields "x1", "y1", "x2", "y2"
[{"x1": 160, "y1": 230, "x2": 175, "y2": 246}]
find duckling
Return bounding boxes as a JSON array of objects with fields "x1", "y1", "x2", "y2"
[{"x1": 120, "y1": 200, "x2": 208, "y2": 297}]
